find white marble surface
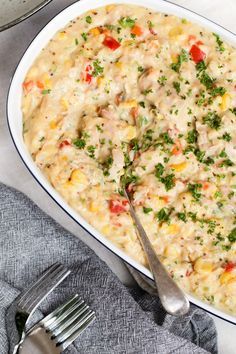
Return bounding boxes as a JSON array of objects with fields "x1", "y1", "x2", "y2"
[{"x1": 0, "y1": 0, "x2": 235, "y2": 352}]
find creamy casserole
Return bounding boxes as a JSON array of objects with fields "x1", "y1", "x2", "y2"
[{"x1": 22, "y1": 4, "x2": 236, "y2": 315}]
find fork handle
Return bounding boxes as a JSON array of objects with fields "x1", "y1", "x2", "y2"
[
  {"x1": 18, "y1": 327, "x2": 60, "y2": 354},
  {"x1": 127, "y1": 195, "x2": 189, "y2": 316}
]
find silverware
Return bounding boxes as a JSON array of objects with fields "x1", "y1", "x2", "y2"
[
  {"x1": 124, "y1": 189, "x2": 190, "y2": 316},
  {"x1": 7, "y1": 263, "x2": 71, "y2": 354},
  {"x1": 19, "y1": 294, "x2": 96, "y2": 354}
]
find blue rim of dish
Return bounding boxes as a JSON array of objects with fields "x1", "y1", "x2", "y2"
[
  {"x1": 0, "y1": 0, "x2": 53, "y2": 32},
  {"x1": 6, "y1": 0, "x2": 236, "y2": 325}
]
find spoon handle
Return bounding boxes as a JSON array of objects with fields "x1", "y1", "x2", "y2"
[{"x1": 124, "y1": 190, "x2": 189, "y2": 316}]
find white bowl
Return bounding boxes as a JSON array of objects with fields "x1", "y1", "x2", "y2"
[{"x1": 7, "y1": 0, "x2": 236, "y2": 324}]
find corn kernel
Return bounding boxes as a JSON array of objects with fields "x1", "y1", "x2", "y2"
[
  {"x1": 194, "y1": 258, "x2": 214, "y2": 274},
  {"x1": 123, "y1": 40, "x2": 134, "y2": 46},
  {"x1": 220, "y1": 93, "x2": 231, "y2": 111},
  {"x1": 120, "y1": 100, "x2": 137, "y2": 109},
  {"x1": 169, "y1": 26, "x2": 183, "y2": 38},
  {"x1": 58, "y1": 31, "x2": 67, "y2": 40},
  {"x1": 102, "y1": 225, "x2": 111, "y2": 236},
  {"x1": 60, "y1": 98, "x2": 69, "y2": 110},
  {"x1": 164, "y1": 244, "x2": 180, "y2": 258},
  {"x1": 49, "y1": 120, "x2": 57, "y2": 129},
  {"x1": 64, "y1": 59, "x2": 73, "y2": 69},
  {"x1": 105, "y1": 5, "x2": 115, "y2": 12},
  {"x1": 171, "y1": 53, "x2": 178, "y2": 63},
  {"x1": 89, "y1": 27, "x2": 101, "y2": 36},
  {"x1": 97, "y1": 76, "x2": 104, "y2": 86},
  {"x1": 69, "y1": 169, "x2": 88, "y2": 185},
  {"x1": 89, "y1": 201, "x2": 99, "y2": 212},
  {"x1": 170, "y1": 162, "x2": 187, "y2": 172},
  {"x1": 220, "y1": 271, "x2": 236, "y2": 285},
  {"x1": 115, "y1": 61, "x2": 123, "y2": 69},
  {"x1": 167, "y1": 224, "x2": 180, "y2": 235},
  {"x1": 125, "y1": 126, "x2": 137, "y2": 140}
]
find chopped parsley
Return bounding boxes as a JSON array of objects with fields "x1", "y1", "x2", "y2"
[
  {"x1": 213, "y1": 33, "x2": 225, "y2": 53},
  {"x1": 177, "y1": 212, "x2": 187, "y2": 222},
  {"x1": 160, "y1": 132, "x2": 173, "y2": 145},
  {"x1": 42, "y1": 89, "x2": 51, "y2": 95},
  {"x1": 143, "y1": 89, "x2": 153, "y2": 96},
  {"x1": 85, "y1": 15, "x2": 92, "y2": 24},
  {"x1": 158, "y1": 75, "x2": 167, "y2": 86},
  {"x1": 102, "y1": 156, "x2": 113, "y2": 176},
  {"x1": 199, "y1": 71, "x2": 215, "y2": 90},
  {"x1": 119, "y1": 17, "x2": 135, "y2": 28},
  {"x1": 160, "y1": 174, "x2": 175, "y2": 191},
  {"x1": 156, "y1": 207, "x2": 172, "y2": 223},
  {"x1": 81, "y1": 32, "x2": 87, "y2": 41},
  {"x1": 87, "y1": 145, "x2": 96, "y2": 159},
  {"x1": 210, "y1": 86, "x2": 226, "y2": 97},
  {"x1": 170, "y1": 49, "x2": 189, "y2": 73},
  {"x1": 203, "y1": 111, "x2": 221, "y2": 130},
  {"x1": 96, "y1": 124, "x2": 103, "y2": 132},
  {"x1": 228, "y1": 228, "x2": 236, "y2": 243},
  {"x1": 196, "y1": 60, "x2": 207, "y2": 72},
  {"x1": 92, "y1": 60, "x2": 104, "y2": 77},
  {"x1": 188, "y1": 183, "x2": 202, "y2": 201},
  {"x1": 220, "y1": 159, "x2": 234, "y2": 167},
  {"x1": 155, "y1": 163, "x2": 164, "y2": 178},
  {"x1": 138, "y1": 115, "x2": 148, "y2": 126},
  {"x1": 75, "y1": 38, "x2": 79, "y2": 45},
  {"x1": 229, "y1": 108, "x2": 236, "y2": 116},
  {"x1": 173, "y1": 81, "x2": 181, "y2": 94},
  {"x1": 139, "y1": 101, "x2": 145, "y2": 108},
  {"x1": 143, "y1": 207, "x2": 153, "y2": 214},
  {"x1": 121, "y1": 172, "x2": 139, "y2": 187},
  {"x1": 138, "y1": 66, "x2": 144, "y2": 72},
  {"x1": 73, "y1": 138, "x2": 86, "y2": 149},
  {"x1": 220, "y1": 132, "x2": 232, "y2": 142},
  {"x1": 187, "y1": 129, "x2": 198, "y2": 144}
]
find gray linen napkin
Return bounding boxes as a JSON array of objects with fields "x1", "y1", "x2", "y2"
[{"x1": 0, "y1": 182, "x2": 217, "y2": 354}]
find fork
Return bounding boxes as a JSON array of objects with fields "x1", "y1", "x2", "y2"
[
  {"x1": 6, "y1": 263, "x2": 71, "y2": 354},
  {"x1": 19, "y1": 294, "x2": 96, "y2": 354}
]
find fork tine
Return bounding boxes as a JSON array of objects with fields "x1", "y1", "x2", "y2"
[
  {"x1": 25, "y1": 268, "x2": 71, "y2": 313},
  {"x1": 20, "y1": 265, "x2": 71, "y2": 313},
  {"x1": 41, "y1": 294, "x2": 80, "y2": 328},
  {"x1": 21, "y1": 264, "x2": 65, "y2": 308},
  {"x1": 56, "y1": 309, "x2": 96, "y2": 349},
  {"x1": 45, "y1": 299, "x2": 85, "y2": 332},
  {"x1": 50, "y1": 303, "x2": 89, "y2": 335},
  {"x1": 18, "y1": 263, "x2": 60, "y2": 306}
]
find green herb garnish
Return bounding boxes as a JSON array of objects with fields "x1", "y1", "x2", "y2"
[
  {"x1": 170, "y1": 49, "x2": 188, "y2": 73},
  {"x1": 119, "y1": 17, "x2": 135, "y2": 28},
  {"x1": 188, "y1": 183, "x2": 202, "y2": 201},
  {"x1": 73, "y1": 138, "x2": 86, "y2": 149},
  {"x1": 203, "y1": 111, "x2": 221, "y2": 130},
  {"x1": 92, "y1": 60, "x2": 104, "y2": 77},
  {"x1": 213, "y1": 33, "x2": 225, "y2": 52},
  {"x1": 143, "y1": 207, "x2": 153, "y2": 214},
  {"x1": 86, "y1": 15, "x2": 92, "y2": 24}
]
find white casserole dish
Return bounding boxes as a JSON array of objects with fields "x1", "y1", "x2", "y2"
[{"x1": 7, "y1": 0, "x2": 236, "y2": 324}]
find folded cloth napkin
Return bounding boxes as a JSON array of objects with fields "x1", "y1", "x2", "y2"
[{"x1": 0, "y1": 182, "x2": 217, "y2": 354}]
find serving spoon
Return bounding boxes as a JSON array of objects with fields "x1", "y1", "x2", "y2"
[{"x1": 124, "y1": 189, "x2": 190, "y2": 316}]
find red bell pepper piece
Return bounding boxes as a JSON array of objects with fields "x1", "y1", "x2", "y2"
[
  {"x1": 109, "y1": 199, "x2": 129, "y2": 213},
  {"x1": 59, "y1": 140, "x2": 71, "y2": 149},
  {"x1": 189, "y1": 44, "x2": 206, "y2": 63},
  {"x1": 103, "y1": 36, "x2": 120, "y2": 51},
  {"x1": 223, "y1": 262, "x2": 235, "y2": 272}
]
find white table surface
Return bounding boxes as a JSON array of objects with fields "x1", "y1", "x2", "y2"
[{"x1": 0, "y1": 0, "x2": 235, "y2": 352}]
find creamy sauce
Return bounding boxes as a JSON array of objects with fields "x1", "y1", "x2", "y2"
[{"x1": 22, "y1": 4, "x2": 236, "y2": 316}]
